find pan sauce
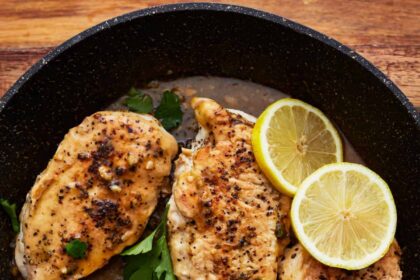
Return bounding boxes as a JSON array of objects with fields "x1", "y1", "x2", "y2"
[{"x1": 109, "y1": 76, "x2": 363, "y2": 164}]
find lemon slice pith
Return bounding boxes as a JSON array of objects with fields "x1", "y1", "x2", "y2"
[
  {"x1": 252, "y1": 98, "x2": 343, "y2": 196},
  {"x1": 291, "y1": 163, "x2": 397, "y2": 270}
]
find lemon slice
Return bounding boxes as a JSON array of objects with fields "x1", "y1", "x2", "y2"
[
  {"x1": 252, "y1": 98, "x2": 343, "y2": 196},
  {"x1": 291, "y1": 163, "x2": 397, "y2": 270}
]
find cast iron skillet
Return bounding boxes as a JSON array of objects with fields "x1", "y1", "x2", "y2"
[{"x1": 0, "y1": 3, "x2": 419, "y2": 279}]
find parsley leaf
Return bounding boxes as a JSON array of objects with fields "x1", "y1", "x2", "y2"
[
  {"x1": 124, "y1": 87, "x2": 153, "y2": 114},
  {"x1": 155, "y1": 91, "x2": 183, "y2": 130},
  {"x1": 122, "y1": 205, "x2": 175, "y2": 280},
  {"x1": 130, "y1": 264, "x2": 154, "y2": 280},
  {"x1": 121, "y1": 227, "x2": 157, "y2": 256},
  {"x1": 124, "y1": 254, "x2": 155, "y2": 280},
  {"x1": 123, "y1": 88, "x2": 184, "y2": 131},
  {"x1": 65, "y1": 239, "x2": 88, "y2": 259},
  {"x1": 154, "y1": 233, "x2": 175, "y2": 280},
  {"x1": 0, "y1": 198, "x2": 20, "y2": 233}
]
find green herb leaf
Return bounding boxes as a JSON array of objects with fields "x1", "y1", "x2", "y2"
[
  {"x1": 122, "y1": 205, "x2": 175, "y2": 280},
  {"x1": 154, "y1": 234, "x2": 176, "y2": 280},
  {"x1": 125, "y1": 254, "x2": 155, "y2": 280},
  {"x1": 155, "y1": 91, "x2": 183, "y2": 130},
  {"x1": 0, "y1": 198, "x2": 20, "y2": 233},
  {"x1": 129, "y1": 265, "x2": 154, "y2": 280},
  {"x1": 65, "y1": 239, "x2": 88, "y2": 259},
  {"x1": 124, "y1": 87, "x2": 153, "y2": 114},
  {"x1": 121, "y1": 228, "x2": 157, "y2": 256}
]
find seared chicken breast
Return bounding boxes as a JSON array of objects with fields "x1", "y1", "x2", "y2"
[
  {"x1": 278, "y1": 241, "x2": 402, "y2": 280},
  {"x1": 168, "y1": 98, "x2": 291, "y2": 280},
  {"x1": 15, "y1": 111, "x2": 178, "y2": 279}
]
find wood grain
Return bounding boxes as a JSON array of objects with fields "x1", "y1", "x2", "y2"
[{"x1": 0, "y1": 0, "x2": 419, "y2": 108}]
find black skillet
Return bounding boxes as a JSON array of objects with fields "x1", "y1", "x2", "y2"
[{"x1": 0, "y1": 3, "x2": 419, "y2": 279}]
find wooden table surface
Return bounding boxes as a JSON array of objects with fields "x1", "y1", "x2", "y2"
[{"x1": 0, "y1": 0, "x2": 419, "y2": 108}]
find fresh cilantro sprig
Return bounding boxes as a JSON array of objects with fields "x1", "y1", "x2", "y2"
[
  {"x1": 121, "y1": 205, "x2": 175, "y2": 280},
  {"x1": 124, "y1": 87, "x2": 154, "y2": 114},
  {"x1": 124, "y1": 88, "x2": 183, "y2": 131},
  {"x1": 155, "y1": 91, "x2": 183, "y2": 131},
  {"x1": 65, "y1": 239, "x2": 88, "y2": 259},
  {"x1": 0, "y1": 198, "x2": 20, "y2": 233}
]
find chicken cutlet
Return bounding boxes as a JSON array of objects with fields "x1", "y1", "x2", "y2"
[
  {"x1": 168, "y1": 97, "x2": 291, "y2": 280},
  {"x1": 15, "y1": 111, "x2": 178, "y2": 279},
  {"x1": 278, "y1": 241, "x2": 402, "y2": 280}
]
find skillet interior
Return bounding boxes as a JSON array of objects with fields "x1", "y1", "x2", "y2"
[{"x1": 0, "y1": 3, "x2": 419, "y2": 279}]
